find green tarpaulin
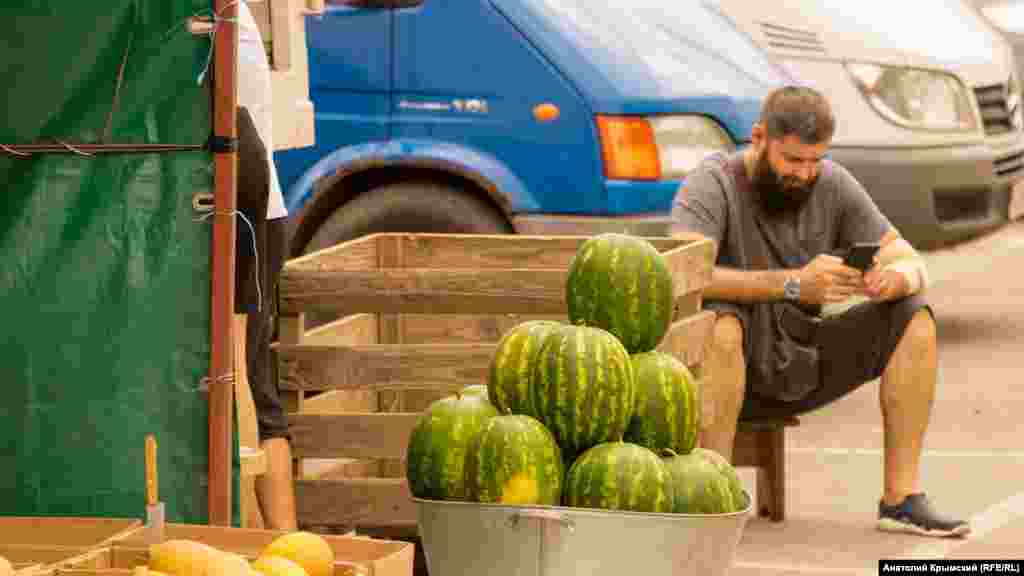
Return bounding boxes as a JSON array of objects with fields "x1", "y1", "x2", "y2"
[{"x1": 1, "y1": 1, "x2": 238, "y2": 524}]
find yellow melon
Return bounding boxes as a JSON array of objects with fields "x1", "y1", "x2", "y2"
[
  {"x1": 0, "y1": 556, "x2": 13, "y2": 576},
  {"x1": 148, "y1": 540, "x2": 244, "y2": 576},
  {"x1": 252, "y1": 556, "x2": 309, "y2": 576},
  {"x1": 261, "y1": 533, "x2": 334, "y2": 576}
]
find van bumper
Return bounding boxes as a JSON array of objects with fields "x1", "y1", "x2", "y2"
[
  {"x1": 512, "y1": 213, "x2": 675, "y2": 237},
  {"x1": 829, "y1": 142, "x2": 1018, "y2": 250}
]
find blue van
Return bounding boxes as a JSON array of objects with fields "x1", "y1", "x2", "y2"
[{"x1": 274, "y1": 0, "x2": 788, "y2": 261}]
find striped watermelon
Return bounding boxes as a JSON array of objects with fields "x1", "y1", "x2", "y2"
[
  {"x1": 406, "y1": 393, "x2": 499, "y2": 501},
  {"x1": 531, "y1": 325, "x2": 635, "y2": 461},
  {"x1": 624, "y1": 351, "x2": 701, "y2": 455},
  {"x1": 693, "y1": 447, "x2": 749, "y2": 510},
  {"x1": 662, "y1": 450, "x2": 743, "y2": 514},
  {"x1": 566, "y1": 233, "x2": 675, "y2": 354},
  {"x1": 563, "y1": 442, "x2": 672, "y2": 513},
  {"x1": 464, "y1": 414, "x2": 564, "y2": 505},
  {"x1": 488, "y1": 320, "x2": 563, "y2": 417}
]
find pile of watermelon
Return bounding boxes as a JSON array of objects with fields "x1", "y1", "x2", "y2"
[{"x1": 406, "y1": 233, "x2": 748, "y2": 515}]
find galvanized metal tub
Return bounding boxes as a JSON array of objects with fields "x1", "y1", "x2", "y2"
[{"x1": 414, "y1": 494, "x2": 752, "y2": 576}]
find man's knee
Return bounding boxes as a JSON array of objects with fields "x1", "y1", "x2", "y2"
[
  {"x1": 711, "y1": 314, "x2": 744, "y2": 358},
  {"x1": 899, "y1": 307, "x2": 937, "y2": 353}
]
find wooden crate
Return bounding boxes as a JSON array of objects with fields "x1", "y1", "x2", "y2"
[
  {"x1": 53, "y1": 523, "x2": 413, "y2": 576},
  {"x1": 0, "y1": 517, "x2": 141, "y2": 575},
  {"x1": 275, "y1": 233, "x2": 717, "y2": 533}
]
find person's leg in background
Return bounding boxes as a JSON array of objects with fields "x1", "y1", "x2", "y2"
[
  {"x1": 236, "y1": 106, "x2": 297, "y2": 530},
  {"x1": 251, "y1": 216, "x2": 297, "y2": 530}
]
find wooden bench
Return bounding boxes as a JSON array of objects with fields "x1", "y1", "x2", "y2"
[{"x1": 732, "y1": 416, "x2": 800, "y2": 522}]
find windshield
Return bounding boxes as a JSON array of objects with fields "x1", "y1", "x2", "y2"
[{"x1": 525, "y1": 0, "x2": 789, "y2": 101}]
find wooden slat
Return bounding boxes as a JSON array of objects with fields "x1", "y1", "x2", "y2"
[
  {"x1": 656, "y1": 310, "x2": 716, "y2": 368},
  {"x1": 289, "y1": 233, "x2": 695, "y2": 271},
  {"x1": 283, "y1": 233, "x2": 378, "y2": 272},
  {"x1": 278, "y1": 343, "x2": 494, "y2": 391},
  {"x1": 0, "y1": 518, "x2": 141, "y2": 547},
  {"x1": 289, "y1": 413, "x2": 420, "y2": 459},
  {"x1": 295, "y1": 478, "x2": 416, "y2": 529},
  {"x1": 398, "y1": 313, "x2": 564, "y2": 344},
  {"x1": 279, "y1": 236, "x2": 715, "y2": 317},
  {"x1": 303, "y1": 313, "x2": 379, "y2": 346},
  {"x1": 280, "y1": 268, "x2": 569, "y2": 316}
]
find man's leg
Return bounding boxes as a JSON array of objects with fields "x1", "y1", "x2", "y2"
[
  {"x1": 699, "y1": 314, "x2": 747, "y2": 461},
  {"x1": 257, "y1": 437, "x2": 298, "y2": 530},
  {"x1": 879, "y1": 308, "x2": 936, "y2": 506},
  {"x1": 874, "y1": 304, "x2": 969, "y2": 537}
]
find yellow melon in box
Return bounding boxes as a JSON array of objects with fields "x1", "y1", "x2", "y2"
[
  {"x1": 261, "y1": 532, "x2": 334, "y2": 576},
  {"x1": 252, "y1": 556, "x2": 308, "y2": 576},
  {"x1": 0, "y1": 556, "x2": 12, "y2": 576}
]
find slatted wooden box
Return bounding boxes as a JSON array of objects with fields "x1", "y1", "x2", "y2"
[
  {"x1": 52, "y1": 523, "x2": 413, "y2": 576},
  {"x1": 0, "y1": 517, "x2": 140, "y2": 575},
  {"x1": 274, "y1": 233, "x2": 717, "y2": 534}
]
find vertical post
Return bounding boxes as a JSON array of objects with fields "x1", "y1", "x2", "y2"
[{"x1": 208, "y1": 0, "x2": 239, "y2": 526}]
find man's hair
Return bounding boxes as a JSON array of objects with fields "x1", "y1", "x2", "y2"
[{"x1": 759, "y1": 85, "x2": 835, "y2": 144}]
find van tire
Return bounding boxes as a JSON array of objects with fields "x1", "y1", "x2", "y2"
[{"x1": 300, "y1": 180, "x2": 513, "y2": 325}]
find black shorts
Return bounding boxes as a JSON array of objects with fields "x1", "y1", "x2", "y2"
[
  {"x1": 235, "y1": 106, "x2": 289, "y2": 442},
  {"x1": 736, "y1": 294, "x2": 932, "y2": 421}
]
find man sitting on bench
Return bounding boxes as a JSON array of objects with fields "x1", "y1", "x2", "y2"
[{"x1": 670, "y1": 85, "x2": 970, "y2": 538}]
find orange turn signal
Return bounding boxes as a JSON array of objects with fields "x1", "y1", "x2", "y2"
[
  {"x1": 533, "y1": 103, "x2": 561, "y2": 123},
  {"x1": 595, "y1": 115, "x2": 661, "y2": 180}
]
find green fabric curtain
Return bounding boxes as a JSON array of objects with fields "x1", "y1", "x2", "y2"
[{"x1": 1, "y1": 0, "x2": 239, "y2": 525}]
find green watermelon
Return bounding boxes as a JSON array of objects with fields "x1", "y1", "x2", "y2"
[
  {"x1": 565, "y1": 233, "x2": 675, "y2": 354},
  {"x1": 624, "y1": 351, "x2": 701, "y2": 455},
  {"x1": 531, "y1": 325, "x2": 635, "y2": 461},
  {"x1": 692, "y1": 447, "x2": 749, "y2": 510},
  {"x1": 461, "y1": 384, "x2": 489, "y2": 398},
  {"x1": 464, "y1": 414, "x2": 564, "y2": 505},
  {"x1": 406, "y1": 393, "x2": 499, "y2": 501},
  {"x1": 488, "y1": 320, "x2": 563, "y2": 416},
  {"x1": 563, "y1": 442, "x2": 672, "y2": 513},
  {"x1": 662, "y1": 450, "x2": 743, "y2": 514}
]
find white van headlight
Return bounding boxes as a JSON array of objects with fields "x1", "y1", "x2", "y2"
[
  {"x1": 649, "y1": 115, "x2": 736, "y2": 179},
  {"x1": 845, "y1": 62, "x2": 978, "y2": 132}
]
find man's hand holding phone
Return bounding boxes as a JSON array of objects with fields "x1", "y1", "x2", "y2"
[{"x1": 796, "y1": 253, "x2": 865, "y2": 305}]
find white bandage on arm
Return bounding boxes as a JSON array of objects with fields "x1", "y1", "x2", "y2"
[{"x1": 883, "y1": 257, "x2": 930, "y2": 295}]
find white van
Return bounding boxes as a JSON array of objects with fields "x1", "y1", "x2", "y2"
[{"x1": 712, "y1": 0, "x2": 1024, "y2": 249}]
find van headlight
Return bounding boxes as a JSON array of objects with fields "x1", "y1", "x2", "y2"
[
  {"x1": 845, "y1": 62, "x2": 978, "y2": 132},
  {"x1": 649, "y1": 115, "x2": 736, "y2": 180}
]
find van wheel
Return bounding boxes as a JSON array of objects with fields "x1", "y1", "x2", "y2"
[{"x1": 300, "y1": 180, "x2": 513, "y2": 326}]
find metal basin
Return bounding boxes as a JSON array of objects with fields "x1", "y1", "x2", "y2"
[{"x1": 415, "y1": 495, "x2": 752, "y2": 576}]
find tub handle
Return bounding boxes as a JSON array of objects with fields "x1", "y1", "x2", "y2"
[{"x1": 507, "y1": 509, "x2": 575, "y2": 532}]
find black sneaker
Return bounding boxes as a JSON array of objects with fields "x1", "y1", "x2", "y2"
[{"x1": 877, "y1": 493, "x2": 971, "y2": 538}]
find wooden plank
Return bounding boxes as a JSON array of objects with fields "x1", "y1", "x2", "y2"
[
  {"x1": 303, "y1": 313, "x2": 379, "y2": 346},
  {"x1": 398, "y1": 313, "x2": 564, "y2": 344},
  {"x1": 656, "y1": 310, "x2": 716, "y2": 368},
  {"x1": 302, "y1": 458, "x2": 381, "y2": 480},
  {"x1": 278, "y1": 343, "x2": 494, "y2": 392},
  {"x1": 279, "y1": 237, "x2": 714, "y2": 317},
  {"x1": 393, "y1": 233, "x2": 698, "y2": 270},
  {"x1": 279, "y1": 268, "x2": 569, "y2": 316},
  {"x1": 295, "y1": 478, "x2": 416, "y2": 529},
  {"x1": 300, "y1": 389, "x2": 379, "y2": 414},
  {"x1": 283, "y1": 233, "x2": 378, "y2": 272},
  {"x1": 289, "y1": 413, "x2": 420, "y2": 459},
  {"x1": 0, "y1": 545, "x2": 95, "y2": 564},
  {"x1": 0, "y1": 518, "x2": 141, "y2": 547}
]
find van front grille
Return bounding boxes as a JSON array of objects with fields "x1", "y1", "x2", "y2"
[{"x1": 974, "y1": 83, "x2": 1021, "y2": 136}]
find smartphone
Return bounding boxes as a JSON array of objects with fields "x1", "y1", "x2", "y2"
[{"x1": 844, "y1": 242, "x2": 881, "y2": 272}]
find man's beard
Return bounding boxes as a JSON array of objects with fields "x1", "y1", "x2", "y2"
[{"x1": 751, "y1": 151, "x2": 816, "y2": 217}]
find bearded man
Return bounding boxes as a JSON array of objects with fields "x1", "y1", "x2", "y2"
[{"x1": 671, "y1": 85, "x2": 970, "y2": 538}]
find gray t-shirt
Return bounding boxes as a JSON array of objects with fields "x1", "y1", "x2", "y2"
[{"x1": 670, "y1": 150, "x2": 892, "y2": 399}]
